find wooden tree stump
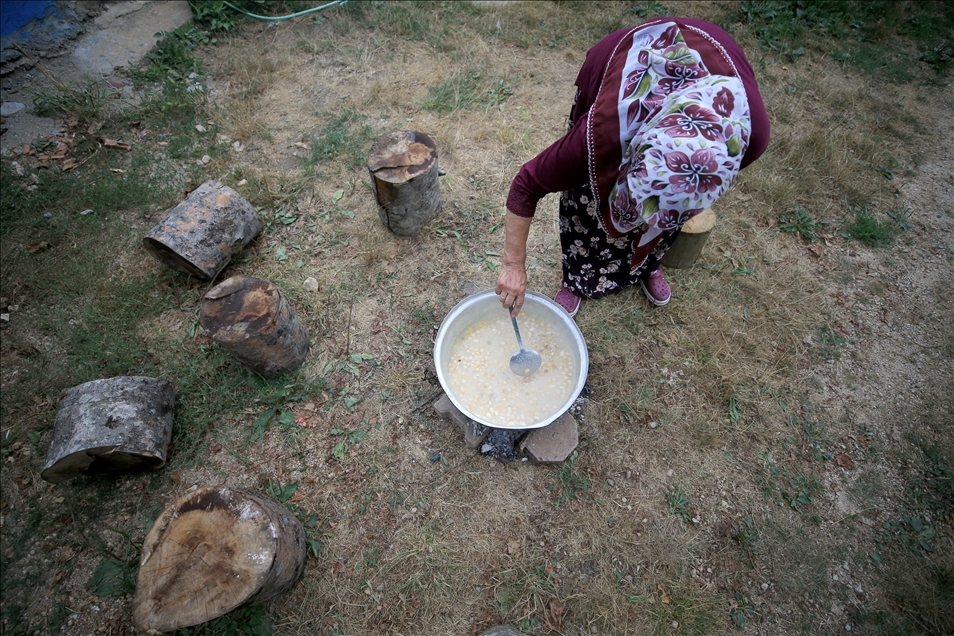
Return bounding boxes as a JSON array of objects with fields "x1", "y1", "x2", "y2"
[
  {"x1": 133, "y1": 487, "x2": 306, "y2": 633},
  {"x1": 368, "y1": 130, "x2": 441, "y2": 236},
  {"x1": 200, "y1": 276, "x2": 309, "y2": 377},
  {"x1": 661, "y1": 208, "x2": 717, "y2": 269},
  {"x1": 41, "y1": 376, "x2": 175, "y2": 484},
  {"x1": 143, "y1": 180, "x2": 262, "y2": 280}
]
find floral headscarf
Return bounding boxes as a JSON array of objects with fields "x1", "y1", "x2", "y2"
[{"x1": 586, "y1": 22, "x2": 752, "y2": 270}]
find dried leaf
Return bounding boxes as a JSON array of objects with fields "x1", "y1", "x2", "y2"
[
  {"x1": 542, "y1": 597, "x2": 565, "y2": 632},
  {"x1": 835, "y1": 453, "x2": 855, "y2": 469},
  {"x1": 507, "y1": 539, "x2": 520, "y2": 555},
  {"x1": 101, "y1": 137, "x2": 131, "y2": 151},
  {"x1": 294, "y1": 141, "x2": 310, "y2": 150},
  {"x1": 12, "y1": 161, "x2": 24, "y2": 176},
  {"x1": 657, "y1": 583, "x2": 670, "y2": 604},
  {"x1": 290, "y1": 491, "x2": 304, "y2": 503},
  {"x1": 60, "y1": 158, "x2": 78, "y2": 171},
  {"x1": 88, "y1": 121, "x2": 104, "y2": 134},
  {"x1": 27, "y1": 241, "x2": 52, "y2": 253}
]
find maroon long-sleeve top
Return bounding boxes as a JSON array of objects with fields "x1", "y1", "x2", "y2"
[{"x1": 507, "y1": 18, "x2": 770, "y2": 218}]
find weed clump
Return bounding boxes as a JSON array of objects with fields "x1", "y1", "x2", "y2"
[{"x1": 844, "y1": 205, "x2": 898, "y2": 247}]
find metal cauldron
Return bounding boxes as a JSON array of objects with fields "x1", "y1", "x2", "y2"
[{"x1": 433, "y1": 290, "x2": 588, "y2": 430}]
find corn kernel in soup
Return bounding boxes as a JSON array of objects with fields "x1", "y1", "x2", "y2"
[{"x1": 445, "y1": 314, "x2": 577, "y2": 427}]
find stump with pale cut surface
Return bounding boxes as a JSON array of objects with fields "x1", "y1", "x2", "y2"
[
  {"x1": 41, "y1": 376, "x2": 175, "y2": 484},
  {"x1": 199, "y1": 276, "x2": 309, "y2": 377},
  {"x1": 143, "y1": 180, "x2": 262, "y2": 280},
  {"x1": 132, "y1": 487, "x2": 306, "y2": 633},
  {"x1": 661, "y1": 208, "x2": 716, "y2": 269},
  {"x1": 368, "y1": 130, "x2": 441, "y2": 236}
]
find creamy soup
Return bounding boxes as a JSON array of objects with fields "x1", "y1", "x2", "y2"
[{"x1": 445, "y1": 314, "x2": 578, "y2": 427}]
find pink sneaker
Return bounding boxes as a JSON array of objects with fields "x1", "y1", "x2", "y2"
[
  {"x1": 554, "y1": 285, "x2": 581, "y2": 317},
  {"x1": 639, "y1": 268, "x2": 671, "y2": 306}
]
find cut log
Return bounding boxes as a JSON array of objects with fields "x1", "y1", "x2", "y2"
[
  {"x1": 133, "y1": 487, "x2": 306, "y2": 633},
  {"x1": 41, "y1": 376, "x2": 175, "y2": 484},
  {"x1": 200, "y1": 276, "x2": 309, "y2": 377},
  {"x1": 368, "y1": 130, "x2": 441, "y2": 236},
  {"x1": 661, "y1": 207, "x2": 716, "y2": 269},
  {"x1": 143, "y1": 180, "x2": 262, "y2": 280}
]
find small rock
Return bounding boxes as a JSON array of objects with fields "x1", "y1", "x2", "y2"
[
  {"x1": 0, "y1": 314, "x2": 9, "y2": 322},
  {"x1": 43, "y1": 212, "x2": 52, "y2": 218},
  {"x1": 196, "y1": 124, "x2": 206, "y2": 133},
  {"x1": 237, "y1": 179, "x2": 248, "y2": 186},
  {"x1": 200, "y1": 155, "x2": 211, "y2": 165},
  {"x1": 0, "y1": 102, "x2": 25, "y2": 116},
  {"x1": 80, "y1": 209, "x2": 93, "y2": 215},
  {"x1": 302, "y1": 277, "x2": 320, "y2": 292},
  {"x1": 607, "y1": 478, "x2": 615, "y2": 486},
  {"x1": 649, "y1": 421, "x2": 658, "y2": 429}
]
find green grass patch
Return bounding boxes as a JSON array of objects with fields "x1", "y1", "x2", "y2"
[
  {"x1": 843, "y1": 205, "x2": 898, "y2": 247},
  {"x1": 305, "y1": 109, "x2": 375, "y2": 171},
  {"x1": 777, "y1": 207, "x2": 822, "y2": 242},
  {"x1": 31, "y1": 81, "x2": 110, "y2": 125},
  {"x1": 423, "y1": 71, "x2": 483, "y2": 112},
  {"x1": 741, "y1": 1, "x2": 954, "y2": 80},
  {"x1": 554, "y1": 451, "x2": 591, "y2": 507}
]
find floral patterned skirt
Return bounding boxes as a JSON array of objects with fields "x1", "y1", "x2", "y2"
[{"x1": 558, "y1": 183, "x2": 678, "y2": 299}]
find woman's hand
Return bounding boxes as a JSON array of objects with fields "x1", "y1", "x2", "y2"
[
  {"x1": 496, "y1": 262, "x2": 527, "y2": 316},
  {"x1": 495, "y1": 212, "x2": 532, "y2": 316}
]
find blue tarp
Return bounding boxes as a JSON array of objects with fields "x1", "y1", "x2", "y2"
[{"x1": 1, "y1": 1, "x2": 57, "y2": 38}]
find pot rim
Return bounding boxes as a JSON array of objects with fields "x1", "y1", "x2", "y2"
[{"x1": 433, "y1": 289, "x2": 588, "y2": 430}]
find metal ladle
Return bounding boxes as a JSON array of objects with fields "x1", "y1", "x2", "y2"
[{"x1": 508, "y1": 306, "x2": 542, "y2": 376}]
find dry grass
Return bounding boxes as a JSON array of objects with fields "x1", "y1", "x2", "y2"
[{"x1": 1, "y1": 1, "x2": 952, "y2": 635}]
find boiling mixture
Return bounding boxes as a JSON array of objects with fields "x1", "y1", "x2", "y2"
[{"x1": 444, "y1": 313, "x2": 578, "y2": 428}]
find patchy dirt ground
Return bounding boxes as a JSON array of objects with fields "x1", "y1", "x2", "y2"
[{"x1": 1, "y1": 2, "x2": 952, "y2": 636}]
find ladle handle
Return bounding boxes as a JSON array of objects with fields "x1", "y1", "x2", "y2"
[{"x1": 509, "y1": 306, "x2": 526, "y2": 353}]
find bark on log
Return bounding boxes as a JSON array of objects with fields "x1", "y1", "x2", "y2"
[
  {"x1": 41, "y1": 376, "x2": 175, "y2": 484},
  {"x1": 368, "y1": 130, "x2": 441, "y2": 236},
  {"x1": 661, "y1": 208, "x2": 717, "y2": 269},
  {"x1": 200, "y1": 276, "x2": 309, "y2": 377},
  {"x1": 133, "y1": 487, "x2": 306, "y2": 633},
  {"x1": 143, "y1": 181, "x2": 262, "y2": 280}
]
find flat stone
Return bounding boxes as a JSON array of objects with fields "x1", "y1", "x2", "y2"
[
  {"x1": 433, "y1": 394, "x2": 489, "y2": 450},
  {"x1": 0, "y1": 102, "x2": 25, "y2": 116},
  {"x1": 478, "y1": 627, "x2": 524, "y2": 636},
  {"x1": 522, "y1": 412, "x2": 578, "y2": 463}
]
